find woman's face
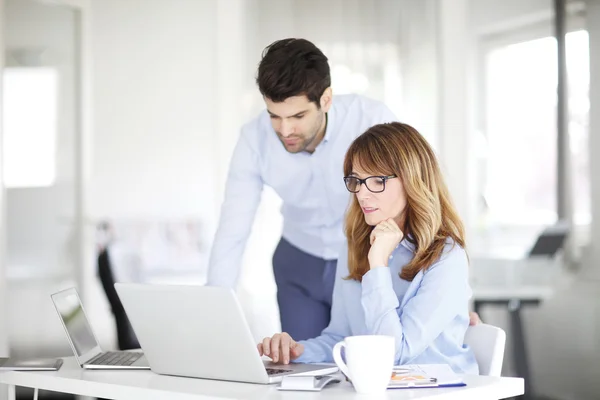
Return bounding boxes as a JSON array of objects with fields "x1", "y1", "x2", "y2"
[{"x1": 350, "y1": 164, "x2": 407, "y2": 227}]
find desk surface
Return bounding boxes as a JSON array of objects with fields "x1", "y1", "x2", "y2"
[{"x1": 0, "y1": 357, "x2": 524, "y2": 400}]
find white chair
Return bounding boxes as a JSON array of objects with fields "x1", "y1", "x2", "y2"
[{"x1": 464, "y1": 323, "x2": 506, "y2": 376}]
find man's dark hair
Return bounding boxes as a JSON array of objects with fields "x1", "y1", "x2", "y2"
[{"x1": 256, "y1": 38, "x2": 331, "y2": 107}]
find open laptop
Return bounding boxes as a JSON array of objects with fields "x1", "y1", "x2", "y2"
[
  {"x1": 51, "y1": 287, "x2": 149, "y2": 370},
  {"x1": 114, "y1": 283, "x2": 338, "y2": 384}
]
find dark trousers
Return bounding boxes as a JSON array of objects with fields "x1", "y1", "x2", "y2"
[{"x1": 272, "y1": 238, "x2": 337, "y2": 341}]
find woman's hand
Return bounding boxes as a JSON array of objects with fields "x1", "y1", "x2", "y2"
[
  {"x1": 368, "y1": 219, "x2": 404, "y2": 269},
  {"x1": 257, "y1": 332, "x2": 304, "y2": 365}
]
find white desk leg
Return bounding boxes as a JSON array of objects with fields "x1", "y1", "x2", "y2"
[
  {"x1": 33, "y1": 388, "x2": 39, "y2": 400},
  {"x1": 7, "y1": 385, "x2": 15, "y2": 400}
]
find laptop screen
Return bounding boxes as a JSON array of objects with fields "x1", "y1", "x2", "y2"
[{"x1": 52, "y1": 289, "x2": 99, "y2": 357}]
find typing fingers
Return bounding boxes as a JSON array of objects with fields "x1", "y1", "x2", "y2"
[
  {"x1": 290, "y1": 340, "x2": 302, "y2": 358},
  {"x1": 280, "y1": 334, "x2": 291, "y2": 364},
  {"x1": 271, "y1": 334, "x2": 281, "y2": 363},
  {"x1": 261, "y1": 337, "x2": 271, "y2": 357},
  {"x1": 259, "y1": 333, "x2": 299, "y2": 364}
]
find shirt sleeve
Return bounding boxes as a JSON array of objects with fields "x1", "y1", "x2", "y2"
[
  {"x1": 206, "y1": 130, "x2": 264, "y2": 288},
  {"x1": 294, "y1": 244, "x2": 352, "y2": 363},
  {"x1": 360, "y1": 245, "x2": 471, "y2": 364}
]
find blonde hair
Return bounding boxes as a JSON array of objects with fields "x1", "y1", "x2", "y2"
[{"x1": 343, "y1": 122, "x2": 466, "y2": 282}]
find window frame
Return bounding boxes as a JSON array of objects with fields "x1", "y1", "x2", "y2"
[{"x1": 474, "y1": 7, "x2": 587, "y2": 228}]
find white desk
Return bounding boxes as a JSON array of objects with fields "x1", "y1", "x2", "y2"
[{"x1": 0, "y1": 357, "x2": 523, "y2": 400}]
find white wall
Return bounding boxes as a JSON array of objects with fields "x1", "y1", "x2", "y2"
[
  {"x1": 437, "y1": 0, "x2": 474, "y2": 234},
  {"x1": 397, "y1": 0, "x2": 439, "y2": 150},
  {"x1": 470, "y1": 0, "x2": 555, "y2": 33},
  {"x1": 90, "y1": 0, "x2": 218, "y2": 221}
]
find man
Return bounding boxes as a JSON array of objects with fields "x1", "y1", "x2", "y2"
[
  {"x1": 207, "y1": 38, "x2": 480, "y2": 340},
  {"x1": 207, "y1": 38, "x2": 398, "y2": 340}
]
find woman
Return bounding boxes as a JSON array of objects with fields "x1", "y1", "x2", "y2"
[{"x1": 258, "y1": 122, "x2": 478, "y2": 374}]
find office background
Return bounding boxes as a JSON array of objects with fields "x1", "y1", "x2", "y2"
[{"x1": 0, "y1": 0, "x2": 599, "y2": 399}]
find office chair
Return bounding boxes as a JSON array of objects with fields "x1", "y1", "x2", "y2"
[
  {"x1": 464, "y1": 323, "x2": 506, "y2": 377},
  {"x1": 97, "y1": 248, "x2": 140, "y2": 350},
  {"x1": 527, "y1": 222, "x2": 569, "y2": 258}
]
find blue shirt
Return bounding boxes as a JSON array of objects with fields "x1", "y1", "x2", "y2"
[
  {"x1": 207, "y1": 95, "x2": 398, "y2": 288},
  {"x1": 295, "y1": 238, "x2": 479, "y2": 375}
]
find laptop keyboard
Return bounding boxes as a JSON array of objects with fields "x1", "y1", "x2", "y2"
[
  {"x1": 88, "y1": 352, "x2": 143, "y2": 366},
  {"x1": 266, "y1": 368, "x2": 293, "y2": 376}
]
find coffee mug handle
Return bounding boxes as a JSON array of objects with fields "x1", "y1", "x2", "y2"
[{"x1": 332, "y1": 340, "x2": 351, "y2": 379}]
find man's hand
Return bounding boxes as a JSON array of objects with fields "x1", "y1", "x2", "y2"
[
  {"x1": 469, "y1": 312, "x2": 482, "y2": 326},
  {"x1": 257, "y1": 332, "x2": 304, "y2": 365}
]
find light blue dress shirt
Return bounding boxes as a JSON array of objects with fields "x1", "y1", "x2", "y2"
[
  {"x1": 207, "y1": 95, "x2": 397, "y2": 288},
  {"x1": 294, "y1": 238, "x2": 479, "y2": 375}
]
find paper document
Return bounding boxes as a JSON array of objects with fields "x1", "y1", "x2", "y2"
[{"x1": 389, "y1": 364, "x2": 465, "y2": 389}]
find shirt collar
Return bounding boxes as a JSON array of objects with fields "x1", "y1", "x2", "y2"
[{"x1": 400, "y1": 234, "x2": 417, "y2": 253}]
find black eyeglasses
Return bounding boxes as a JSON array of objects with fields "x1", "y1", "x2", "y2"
[{"x1": 343, "y1": 175, "x2": 397, "y2": 193}]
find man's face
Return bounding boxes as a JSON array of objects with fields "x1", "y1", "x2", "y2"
[{"x1": 265, "y1": 95, "x2": 327, "y2": 153}]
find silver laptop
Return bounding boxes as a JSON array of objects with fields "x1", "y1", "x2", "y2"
[
  {"x1": 114, "y1": 283, "x2": 338, "y2": 384},
  {"x1": 51, "y1": 287, "x2": 149, "y2": 370}
]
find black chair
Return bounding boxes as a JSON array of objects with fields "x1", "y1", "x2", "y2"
[
  {"x1": 527, "y1": 223, "x2": 569, "y2": 258},
  {"x1": 97, "y1": 248, "x2": 140, "y2": 350}
]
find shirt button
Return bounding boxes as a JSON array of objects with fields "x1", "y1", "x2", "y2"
[{"x1": 389, "y1": 255, "x2": 394, "y2": 260}]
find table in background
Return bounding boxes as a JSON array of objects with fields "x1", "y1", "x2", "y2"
[{"x1": 473, "y1": 285, "x2": 553, "y2": 400}]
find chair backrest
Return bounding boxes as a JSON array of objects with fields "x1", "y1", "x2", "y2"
[
  {"x1": 464, "y1": 323, "x2": 506, "y2": 376},
  {"x1": 97, "y1": 248, "x2": 140, "y2": 350},
  {"x1": 527, "y1": 222, "x2": 569, "y2": 258}
]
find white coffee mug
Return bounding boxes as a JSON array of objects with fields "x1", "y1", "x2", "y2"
[{"x1": 332, "y1": 335, "x2": 395, "y2": 394}]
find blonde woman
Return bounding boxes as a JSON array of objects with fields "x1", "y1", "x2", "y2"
[{"x1": 258, "y1": 122, "x2": 478, "y2": 374}]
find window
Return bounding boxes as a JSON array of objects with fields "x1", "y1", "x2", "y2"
[
  {"x1": 319, "y1": 42, "x2": 403, "y2": 128},
  {"x1": 2, "y1": 67, "x2": 58, "y2": 188},
  {"x1": 480, "y1": 30, "x2": 589, "y2": 227}
]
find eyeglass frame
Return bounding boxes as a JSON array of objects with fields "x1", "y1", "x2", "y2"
[{"x1": 343, "y1": 174, "x2": 397, "y2": 193}]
